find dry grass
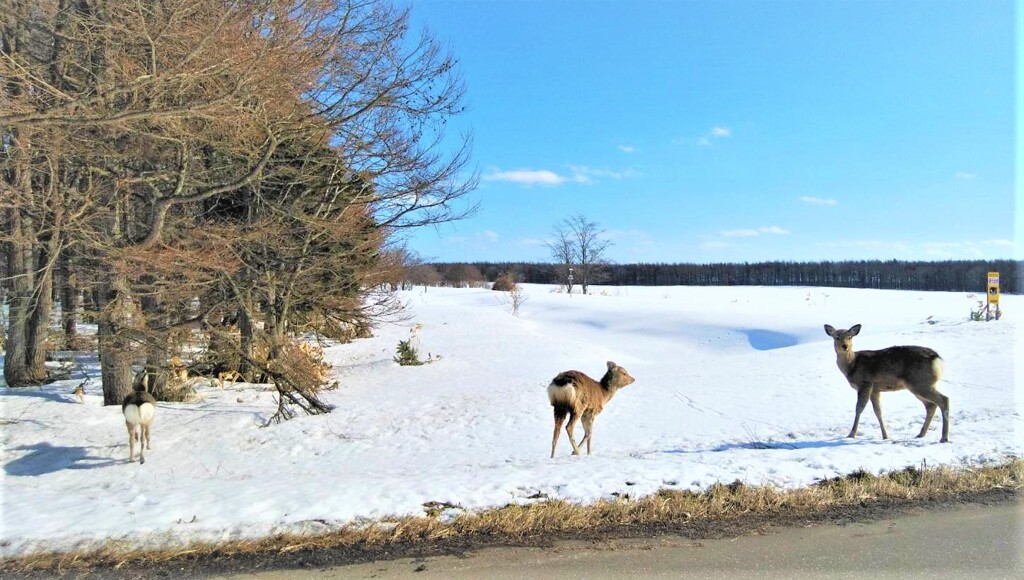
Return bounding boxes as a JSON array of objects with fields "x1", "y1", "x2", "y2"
[{"x1": 4, "y1": 458, "x2": 1020, "y2": 576}]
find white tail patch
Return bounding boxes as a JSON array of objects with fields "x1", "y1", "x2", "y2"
[
  {"x1": 933, "y1": 357, "x2": 945, "y2": 380},
  {"x1": 138, "y1": 402, "x2": 156, "y2": 423},
  {"x1": 547, "y1": 382, "x2": 576, "y2": 407},
  {"x1": 124, "y1": 404, "x2": 144, "y2": 425}
]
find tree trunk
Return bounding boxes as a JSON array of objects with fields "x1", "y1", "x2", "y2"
[
  {"x1": 96, "y1": 276, "x2": 140, "y2": 405},
  {"x1": 238, "y1": 306, "x2": 256, "y2": 380},
  {"x1": 60, "y1": 258, "x2": 79, "y2": 348},
  {"x1": 2, "y1": 210, "x2": 51, "y2": 386},
  {"x1": 141, "y1": 290, "x2": 168, "y2": 400}
]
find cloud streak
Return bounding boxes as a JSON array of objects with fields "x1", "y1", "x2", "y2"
[
  {"x1": 721, "y1": 226, "x2": 790, "y2": 238},
  {"x1": 697, "y1": 126, "x2": 732, "y2": 146},
  {"x1": 817, "y1": 239, "x2": 1018, "y2": 258},
  {"x1": 484, "y1": 165, "x2": 638, "y2": 187},
  {"x1": 800, "y1": 196, "x2": 838, "y2": 206},
  {"x1": 483, "y1": 169, "x2": 583, "y2": 186}
]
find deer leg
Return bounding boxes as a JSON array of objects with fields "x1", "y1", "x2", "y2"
[
  {"x1": 551, "y1": 409, "x2": 567, "y2": 458},
  {"x1": 848, "y1": 386, "x2": 871, "y2": 438},
  {"x1": 934, "y1": 391, "x2": 950, "y2": 443},
  {"x1": 126, "y1": 422, "x2": 136, "y2": 463},
  {"x1": 581, "y1": 412, "x2": 595, "y2": 455},
  {"x1": 566, "y1": 412, "x2": 582, "y2": 455},
  {"x1": 143, "y1": 423, "x2": 152, "y2": 450},
  {"x1": 916, "y1": 399, "x2": 937, "y2": 439},
  {"x1": 869, "y1": 390, "x2": 888, "y2": 440}
]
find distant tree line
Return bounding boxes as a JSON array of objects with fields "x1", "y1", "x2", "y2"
[{"x1": 427, "y1": 260, "x2": 1022, "y2": 294}]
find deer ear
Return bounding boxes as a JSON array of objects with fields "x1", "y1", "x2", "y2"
[
  {"x1": 824, "y1": 324, "x2": 836, "y2": 337},
  {"x1": 607, "y1": 361, "x2": 617, "y2": 370},
  {"x1": 849, "y1": 324, "x2": 862, "y2": 336}
]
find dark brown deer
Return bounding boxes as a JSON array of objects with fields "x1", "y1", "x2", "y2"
[
  {"x1": 824, "y1": 324, "x2": 949, "y2": 442},
  {"x1": 547, "y1": 361, "x2": 636, "y2": 457}
]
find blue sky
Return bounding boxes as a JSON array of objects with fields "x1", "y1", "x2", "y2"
[{"x1": 403, "y1": 0, "x2": 1019, "y2": 264}]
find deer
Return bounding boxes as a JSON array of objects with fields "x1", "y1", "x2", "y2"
[
  {"x1": 547, "y1": 361, "x2": 636, "y2": 458},
  {"x1": 824, "y1": 324, "x2": 949, "y2": 443},
  {"x1": 218, "y1": 369, "x2": 241, "y2": 389},
  {"x1": 122, "y1": 373, "x2": 157, "y2": 463}
]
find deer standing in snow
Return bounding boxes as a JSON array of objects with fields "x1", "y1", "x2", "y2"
[
  {"x1": 547, "y1": 361, "x2": 635, "y2": 458},
  {"x1": 122, "y1": 374, "x2": 157, "y2": 463},
  {"x1": 824, "y1": 324, "x2": 949, "y2": 443}
]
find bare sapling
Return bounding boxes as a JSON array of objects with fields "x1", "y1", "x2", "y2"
[
  {"x1": 122, "y1": 374, "x2": 157, "y2": 463},
  {"x1": 824, "y1": 324, "x2": 949, "y2": 443},
  {"x1": 547, "y1": 361, "x2": 636, "y2": 457}
]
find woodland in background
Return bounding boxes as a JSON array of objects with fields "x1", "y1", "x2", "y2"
[
  {"x1": 426, "y1": 260, "x2": 1022, "y2": 294},
  {"x1": 1, "y1": 0, "x2": 474, "y2": 420}
]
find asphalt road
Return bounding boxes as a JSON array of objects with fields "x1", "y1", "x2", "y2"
[{"x1": 217, "y1": 500, "x2": 1023, "y2": 580}]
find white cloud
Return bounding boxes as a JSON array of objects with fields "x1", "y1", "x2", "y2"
[
  {"x1": 516, "y1": 237, "x2": 548, "y2": 248},
  {"x1": 921, "y1": 239, "x2": 1017, "y2": 257},
  {"x1": 483, "y1": 169, "x2": 573, "y2": 186},
  {"x1": 700, "y1": 241, "x2": 735, "y2": 250},
  {"x1": 721, "y1": 229, "x2": 761, "y2": 238},
  {"x1": 800, "y1": 196, "x2": 838, "y2": 206},
  {"x1": 696, "y1": 126, "x2": 732, "y2": 146},
  {"x1": 818, "y1": 240, "x2": 912, "y2": 252},
  {"x1": 954, "y1": 172, "x2": 977, "y2": 179},
  {"x1": 982, "y1": 239, "x2": 1015, "y2": 248},
  {"x1": 721, "y1": 226, "x2": 790, "y2": 238},
  {"x1": 444, "y1": 230, "x2": 501, "y2": 246},
  {"x1": 816, "y1": 238, "x2": 1020, "y2": 258},
  {"x1": 618, "y1": 145, "x2": 636, "y2": 153},
  {"x1": 483, "y1": 165, "x2": 637, "y2": 187},
  {"x1": 568, "y1": 165, "x2": 639, "y2": 181}
]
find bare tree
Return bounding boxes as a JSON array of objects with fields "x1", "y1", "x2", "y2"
[
  {"x1": 546, "y1": 224, "x2": 576, "y2": 294},
  {"x1": 551, "y1": 213, "x2": 611, "y2": 295}
]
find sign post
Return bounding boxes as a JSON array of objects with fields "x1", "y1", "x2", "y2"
[{"x1": 986, "y1": 271, "x2": 1000, "y2": 320}]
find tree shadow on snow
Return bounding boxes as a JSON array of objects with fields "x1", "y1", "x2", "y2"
[
  {"x1": 709, "y1": 438, "x2": 852, "y2": 452},
  {"x1": 1, "y1": 387, "x2": 79, "y2": 404},
  {"x1": 4, "y1": 442, "x2": 120, "y2": 476},
  {"x1": 660, "y1": 438, "x2": 852, "y2": 455}
]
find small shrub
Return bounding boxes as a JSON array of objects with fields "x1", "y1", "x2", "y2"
[
  {"x1": 394, "y1": 339, "x2": 423, "y2": 366},
  {"x1": 278, "y1": 341, "x2": 333, "y2": 391},
  {"x1": 492, "y1": 272, "x2": 517, "y2": 292},
  {"x1": 162, "y1": 379, "x2": 202, "y2": 403}
]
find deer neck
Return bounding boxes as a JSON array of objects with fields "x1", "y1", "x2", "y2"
[
  {"x1": 600, "y1": 375, "x2": 620, "y2": 399},
  {"x1": 835, "y1": 349, "x2": 856, "y2": 378}
]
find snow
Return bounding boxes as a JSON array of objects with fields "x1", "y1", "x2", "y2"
[{"x1": 1, "y1": 285, "x2": 1021, "y2": 557}]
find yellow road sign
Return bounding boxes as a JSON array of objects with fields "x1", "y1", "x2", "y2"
[{"x1": 988, "y1": 271, "x2": 1000, "y2": 304}]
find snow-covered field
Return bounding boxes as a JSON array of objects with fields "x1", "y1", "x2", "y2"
[{"x1": 1, "y1": 285, "x2": 1021, "y2": 557}]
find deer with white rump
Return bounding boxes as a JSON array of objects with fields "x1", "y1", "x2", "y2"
[
  {"x1": 122, "y1": 374, "x2": 157, "y2": 463},
  {"x1": 824, "y1": 324, "x2": 949, "y2": 443},
  {"x1": 547, "y1": 361, "x2": 635, "y2": 458}
]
